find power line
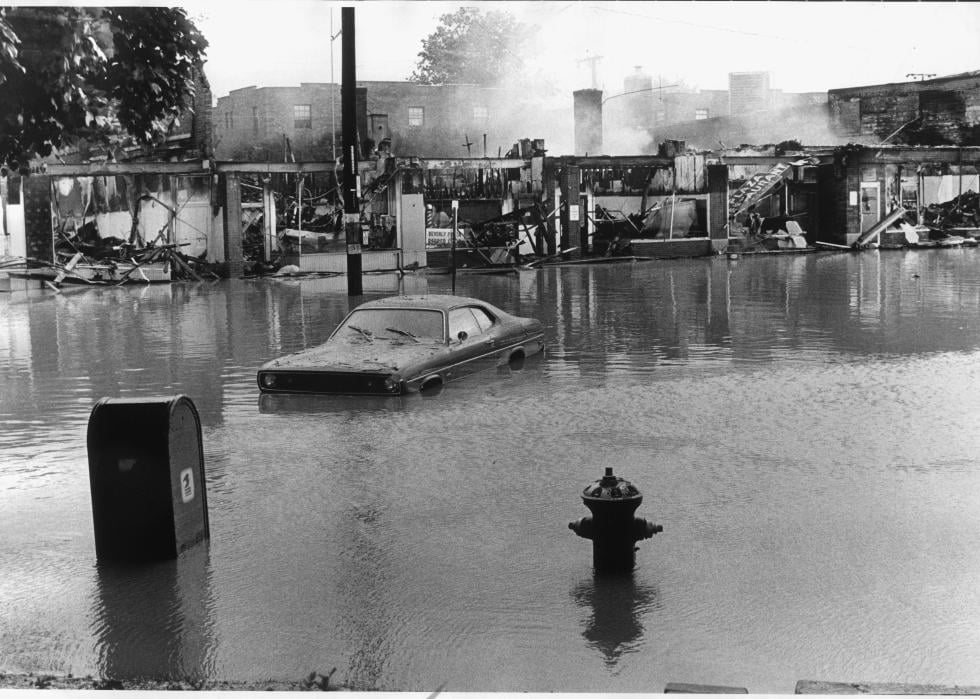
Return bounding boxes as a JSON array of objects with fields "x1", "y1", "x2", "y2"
[{"x1": 578, "y1": 2, "x2": 869, "y2": 51}]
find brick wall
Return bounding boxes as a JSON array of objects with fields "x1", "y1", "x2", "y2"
[
  {"x1": 828, "y1": 71, "x2": 980, "y2": 145},
  {"x1": 214, "y1": 81, "x2": 572, "y2": 161}
]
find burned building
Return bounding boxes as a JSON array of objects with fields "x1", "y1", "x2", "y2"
[
  {"x1": 828, "y1": 70, "x2": 980, "y2": 146},
  {"x1": 214, "y1": 81, "x2": 571, "y2": 161}
]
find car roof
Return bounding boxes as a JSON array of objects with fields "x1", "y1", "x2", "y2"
[{"x1": 353, "y1": 295, "x2": 497, "y2": 313}]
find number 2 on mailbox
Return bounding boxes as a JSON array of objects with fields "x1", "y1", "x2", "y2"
[{"x1": 180, "y1": 468, "x2": 195, "y2": 503}]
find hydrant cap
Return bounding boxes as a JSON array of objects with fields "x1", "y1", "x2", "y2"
[{"x1": 581, "y1": 467, "x2": 642, "y2": 502}]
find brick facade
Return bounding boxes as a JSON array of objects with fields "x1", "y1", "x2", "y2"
[
  {"x1": 828, "y1": 71, "x2": 980, "y2": 146},
  {"x1": 214, "y1": 81, "x2": 571, "y2": 161}
]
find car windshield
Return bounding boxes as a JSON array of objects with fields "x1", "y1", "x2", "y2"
[{"x1": 334, "y1": 308, "x2": 446, "y2": 343}]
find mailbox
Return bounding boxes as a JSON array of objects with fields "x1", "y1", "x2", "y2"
[{"x1": 87, "y1": 395, "x2": 210, "y2": 561}]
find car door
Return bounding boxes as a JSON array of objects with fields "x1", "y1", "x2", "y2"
[{"x1": 447, "y1": 306, "x2": 496, "y2": 378}]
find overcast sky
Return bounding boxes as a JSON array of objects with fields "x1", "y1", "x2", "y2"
[{"x1": 187, "y1": 1, "x2": 980, "y2": 103}]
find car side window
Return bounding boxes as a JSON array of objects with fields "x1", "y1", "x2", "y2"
[
  {"x1": 471, "y1": 307, "x2": 495, "y2": 333},
  {"x1": 448, "y1": 308, "x2": 482, "y2": 342}
]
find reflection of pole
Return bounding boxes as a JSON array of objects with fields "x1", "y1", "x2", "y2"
[{"x1": 341, "y1": 7, "x2": 362, "y2": 296}]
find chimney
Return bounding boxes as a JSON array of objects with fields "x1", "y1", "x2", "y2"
[{"x1": 573, "y1": 89, "x2": 603, "y2": 156}]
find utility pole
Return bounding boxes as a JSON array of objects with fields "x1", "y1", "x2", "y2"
[
  {"x1": 577, "y1": 53, "x2": 603, "y2": 89},
  {"x1": 330, "y1": 10, "x2": 341, "y2": 162},
  {"x1": 341, "y1": 6, "x2": 362, "y2": 296}
]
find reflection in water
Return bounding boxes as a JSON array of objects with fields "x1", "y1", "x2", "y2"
[
  {"x1": 7, "y1": 252, "x2": 980, "y2": 691},
  {"x1": 334, "y1": 477, "x2": 395, "y2": 690},
  {"x1": 92, "y1": 545, "x2": 215, "y2": 681},
  {"x1": 572, "y1": 574, "x2": 660, "y2": 670}
]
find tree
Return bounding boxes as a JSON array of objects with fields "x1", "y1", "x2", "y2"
[
  {"x1": 409, "y1": 7, "x2": 536, "y2": 86},
  {"x1": 0, "y1": 6, "x2": 207, "y2": 167}
]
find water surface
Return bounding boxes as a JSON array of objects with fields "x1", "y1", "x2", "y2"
[{"x1": 3, "y1": 249, "x2": 980, "y2": 691}]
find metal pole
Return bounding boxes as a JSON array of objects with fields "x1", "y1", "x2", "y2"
[
  {"x1": 342, "y1": 7, "x2": 362, "y2": 296},
  {"x1": 330, "y1": 9, "x2": 335, "y2": 163},
  {"x1": 451, "y1": 199, "x2": 458, "y2": 294},
  {"x1": 297, "y1": 174, "x2": 303, "y2": 267}
]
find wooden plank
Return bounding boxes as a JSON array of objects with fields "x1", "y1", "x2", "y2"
[
  {"x1": 418, "y1": 158, "x2": 527, "y2": 171},
  {"x1": 214, "y1": 161, "x2": 340, "y2": 174},
  {"x1": 553, "y1": 155, "x2": 674, "y2": 168},
  {"x1": 796, "y1": 680, "x2": 980, "y2": 695},
  {"x1": 854, "y1": 206, "x2": 907, "y2": 248},
  {"x1": 45, "y1": 161, "x2": 208, "y2": 176},
  {"x1": 861, "y1": 147, "x2": 980, "y2": 165}
]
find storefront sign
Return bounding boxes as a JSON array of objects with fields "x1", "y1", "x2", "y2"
[{"x1": 425, "y1": 228, "x2": 467, "y2": 248}]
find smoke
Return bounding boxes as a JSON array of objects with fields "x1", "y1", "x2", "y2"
[
  {"x1": 657, "y1": 105, "x2": 847, "y2": 151},
  {"x1": 601, "y1": 126, "x2": 654, "y2": 156}
]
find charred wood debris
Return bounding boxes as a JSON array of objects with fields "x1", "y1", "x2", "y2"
[
  {"x1": 52, "y1": 218, "x2": 220, "y2": 285},
  {"x1": 921, "y1": 189, "x2": 979, "y2": 233}
]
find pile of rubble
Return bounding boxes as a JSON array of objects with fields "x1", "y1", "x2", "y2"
[{"x1": 922, "y1": 190, "x2": 979, "y2": 230}]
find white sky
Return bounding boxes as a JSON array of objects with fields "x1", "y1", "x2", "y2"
[{"x1": 186, "y1": 1, "x2": 980, "y2": 103}]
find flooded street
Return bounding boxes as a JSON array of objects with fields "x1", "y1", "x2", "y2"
[{"x1": 3, "y1": 250, "x2": 980, "y2": 692}]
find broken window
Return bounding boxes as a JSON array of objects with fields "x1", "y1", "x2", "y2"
[
  {"x1": 225, "y1": 112, "x2": 233, "y2": 130},
  {"x1": 408, "y1": 107, "x2": 424, "y2": 127},
  {"x1": 294, "y1": 105, "x2": 312, "y2": 129}
]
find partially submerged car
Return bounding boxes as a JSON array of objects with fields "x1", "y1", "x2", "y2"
[{"x1": 257, "y1": 295, "x2": 545, "y2": 395}]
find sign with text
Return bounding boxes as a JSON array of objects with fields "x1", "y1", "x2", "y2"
[{"x1": 425, "y1": 227, "x2": 467, "y2": 248}]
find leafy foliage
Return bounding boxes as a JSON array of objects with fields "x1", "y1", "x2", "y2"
[
  {"x1": 0, "y1": 6, "x2": 207, "y2": 167},
  {"x1": 409, "y1": 7, "x2": 536, "y2": 86}
]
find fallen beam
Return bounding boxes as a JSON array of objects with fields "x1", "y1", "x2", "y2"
[{"x1": 854, "y1": 207, "x2": 908, "y2": 249}]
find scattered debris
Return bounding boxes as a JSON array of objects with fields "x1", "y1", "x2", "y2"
[
  {"x1": 0, "y1": 670, "x2": 346, "y2": 691},
  {"x1": 922, "y1": 189, "x2": 979, "y2": 231}
]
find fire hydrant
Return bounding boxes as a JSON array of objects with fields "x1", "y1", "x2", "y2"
[{"x1": 569, "y1": 467, "x2": 663, "y2": 574}]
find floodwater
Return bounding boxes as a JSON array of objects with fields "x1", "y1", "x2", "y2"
[{"x1": 3, "y1": 250, "x2": 980, "y2": 692}]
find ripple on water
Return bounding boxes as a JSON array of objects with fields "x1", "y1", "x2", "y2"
[{"x1": 5, "y1": 257, "x2": 980, "y2": 689}]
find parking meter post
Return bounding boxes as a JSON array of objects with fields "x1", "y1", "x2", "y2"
[
  {"x1": 87, "y1": 395, "x2": 210, "y2": 562},
  {"x1": 569, "y1": 467, "x2": 662, "y2": 574}
]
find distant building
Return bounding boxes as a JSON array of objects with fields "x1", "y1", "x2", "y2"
[
  {"x1": 729, "y1": 71, "x2": 771, "y2": 115},
  {"x1": 602, "y1": 66, "x2": 830, "y2": 151},
  {"x1": 214, "y1": 81, "x2": 570, "y2": 161},
  {"x1": 828, "y1": 70, "x2": 980, "y2": 146},
  {"x1": 623, "y1": 66, "x2": 654, "y2": 127}
]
